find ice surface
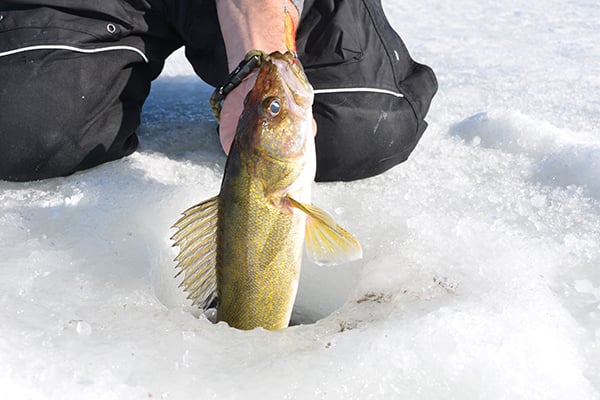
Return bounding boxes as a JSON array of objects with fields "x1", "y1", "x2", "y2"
[{"x1": 1, "y1": 1, "x2": 599, "y2": 399}]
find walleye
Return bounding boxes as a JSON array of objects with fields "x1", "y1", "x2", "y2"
[{"x1": 172, "y1": 51, "x2": 362, "y2": 330}]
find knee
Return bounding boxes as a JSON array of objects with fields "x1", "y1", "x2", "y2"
[
  {"x1": 0, "y1": 119, "x2": 76, "y2": 182},
  {"x1": 314, "y1": 92, "x2": 426, "y2": 182}
]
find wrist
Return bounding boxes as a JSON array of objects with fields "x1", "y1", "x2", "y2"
[{"x1": 217, "y1": 0, "x2": 300, "y2": 72}]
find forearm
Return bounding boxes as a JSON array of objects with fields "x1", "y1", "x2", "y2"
[{"x1": 216, "y1": 0, "x2": 301, "y2": 71}]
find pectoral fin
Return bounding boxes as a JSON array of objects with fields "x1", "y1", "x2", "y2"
[
  {"x1": 288, "y1": 197, "x2": 363, "y2": 266},
  {"x1": 171, "y1": 196, "x2": 219, "y2": 309}
]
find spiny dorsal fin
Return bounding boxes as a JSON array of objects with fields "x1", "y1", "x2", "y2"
[
  {"x1": 171, "y1": 196, "x2": 219, "y2": 309},
  {"x1": 288, "y1": 197, "x2": 362, "y2": 266}
]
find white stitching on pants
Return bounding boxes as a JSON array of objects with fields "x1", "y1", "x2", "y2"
[{"x1": 0, "y1": 45, "x2": 149, "y2": 63}]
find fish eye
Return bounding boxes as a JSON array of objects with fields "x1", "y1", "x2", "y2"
[{"x1": 265, "y1": 98, "x2": 282, "y2": 118}]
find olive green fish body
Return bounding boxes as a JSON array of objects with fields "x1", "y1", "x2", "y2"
[
  {"x1": 215, "y1": 52, "x2": 314, "y2": 329},
  {"x1": 172, "y1": 52, "x2": 362, "y2": 331}
]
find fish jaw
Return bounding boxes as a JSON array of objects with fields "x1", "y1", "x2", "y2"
[{"x1": 270, "y1": 53, "x2": 314, "y2": 122}]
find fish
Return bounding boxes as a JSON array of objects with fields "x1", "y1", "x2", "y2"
[{"x1": 171, "y1": 51, "x2": 362, "y2": 331}]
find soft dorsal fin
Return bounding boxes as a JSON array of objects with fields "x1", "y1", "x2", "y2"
[
  {"x1": 171, "y1": 196, "x2": 219, "y2": 309},
  {"x1": 288, "y1": 197, "x2": 362, "y2": 266}
]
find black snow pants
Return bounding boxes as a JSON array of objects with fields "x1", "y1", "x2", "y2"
[{"x1": 0, "y1": 0, "x2": 437, "y2": 182}]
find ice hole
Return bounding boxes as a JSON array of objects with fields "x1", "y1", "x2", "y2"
[{"x1": 289, "y1": 260, "x2": 362, "y2": 326}]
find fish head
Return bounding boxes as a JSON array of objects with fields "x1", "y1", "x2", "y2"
[{"x1": 236, "y1": 51, "x2": 314, "y2": 165}]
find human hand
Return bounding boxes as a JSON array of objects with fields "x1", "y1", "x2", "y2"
[
  {"x1": 215, "y1": 0, "x2": 313, "y2": 154},
  {"x1": 218, "y1": 72, "x2": 257, "y2": 154}
]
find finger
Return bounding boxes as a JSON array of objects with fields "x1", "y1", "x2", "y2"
[{"x1": 218, "y1": 75, "x2": 258, "y2": 154}]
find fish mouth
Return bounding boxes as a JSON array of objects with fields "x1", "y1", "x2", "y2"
[{"x1": 269, "y1": 52, "x2": 314, "y2": 116}]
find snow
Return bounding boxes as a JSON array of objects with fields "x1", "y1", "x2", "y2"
[{"x1": 1, "y1": 1, "x2": 599, "y2": 398}]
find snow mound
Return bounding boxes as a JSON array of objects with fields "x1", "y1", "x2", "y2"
[{"x1": 450, "y1": 111, "x2": 600, "y2": 197}]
